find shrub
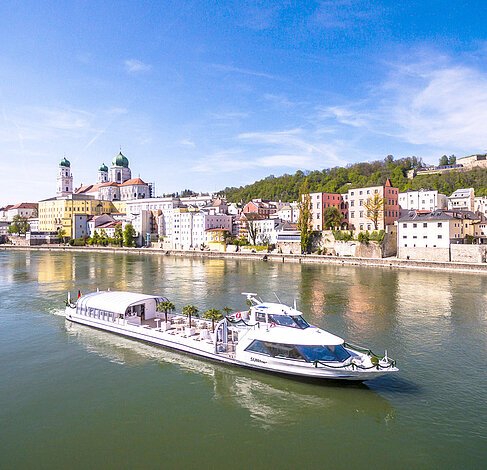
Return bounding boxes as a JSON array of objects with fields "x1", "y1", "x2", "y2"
[
  {"x1": 369, "y1": 230, "x2": 385, "y2": 243},
  {"x1": 357, "y1": 231, "x2": 370, "y2": 244},
  {"x1": 333, "y1": 230, "x2": 354, "y2": 241}
]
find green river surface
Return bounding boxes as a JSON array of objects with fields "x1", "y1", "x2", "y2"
[{"x1": 0, "y1": 250, "x2": 486, "y2": 469}]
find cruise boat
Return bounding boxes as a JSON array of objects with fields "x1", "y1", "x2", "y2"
[{"x1": 65, "y1": 291, "x2": 398, "y2": 381}]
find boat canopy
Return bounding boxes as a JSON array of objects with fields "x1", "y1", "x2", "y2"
[
  {"x1": 76, "y1": 291, "x2": 166, "y2": 317},
  {"x1": 253, "y1": 303, "x2": 302, "y2": 316}
]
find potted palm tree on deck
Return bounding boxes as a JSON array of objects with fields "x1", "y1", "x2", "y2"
[
  {"x1": 182, "y1": 305, "x2": 199, "y2": 335},
  {"x1": 157, "y1": 300, "x2": 175, "y2": 329},
  {"x1": 203, "y1": 308, "x2": 223, "y2": 332}
]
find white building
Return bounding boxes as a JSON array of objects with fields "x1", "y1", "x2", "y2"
[
  {"x1": 175, "y1": 210, "x2": 233, "y2": 250},
  {"x1": 346, "y1": 179, "x2": 400, "y2": 232},
  {"x1": 448, "y1": 188, "x2": 475, "y2": 211},
  {"x1": 397, "y1": 209, "x2": 478, "y2": 260},
  {"x1": 1, "y1": 202, "x2": 38, "y2": 222},
  {"x1": 125, "y1": 197, "x2": 233, "y2": 248},
  {"x1": 87, "y1": 214, "x2": 121, "y2": 238},
  {"x1": 474, "y1": 196, "x2": 487, "y2": 217},
  {"x1": 247, "y1": 218, "x2": 293, "y2": 245},
  {"x1": 398, "y1": 189, "x2": 448, "y2": 212},
  {"x1": 74, "y1": 152, "x2": 151, "y2": 202}
]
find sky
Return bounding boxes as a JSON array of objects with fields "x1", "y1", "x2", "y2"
[{"x1": 1, "y1": 0, "x2": 487, "y2": 205}]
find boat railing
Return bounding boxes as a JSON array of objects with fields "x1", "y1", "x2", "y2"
[{"x1": 313, "y1": 357, "x2": 396, "y2": 371}]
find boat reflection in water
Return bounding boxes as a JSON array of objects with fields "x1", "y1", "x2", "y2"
[{"x1": 65, "y1": 321, "x2": 395, "y2": 428}]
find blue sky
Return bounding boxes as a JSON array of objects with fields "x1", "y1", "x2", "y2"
[{"x1": 1, "y1": 0, "x2": 487, "y2": 205}]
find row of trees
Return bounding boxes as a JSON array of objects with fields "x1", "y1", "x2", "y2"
[
  {"x1": 222, "y1": 155, "x2": 487, "y2": 203},
  {"x1": 60, "y1": 223, "x2": 138, "y2": 247},
  {"x1": 156, "y1": 301, "x2": 233, "y2": 332}
]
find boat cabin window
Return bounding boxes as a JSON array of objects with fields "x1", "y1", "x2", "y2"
[
  {"x1": 255, "y1": 312, "x2": 267, "y2": 323},
  {"x1": 297, "y1": 344, "x2": 350, "y2": 363},
  {"x1": 246, "y1": 341, "x2": 350, "y2": 362},
  {"x1": 245, "y1": 340, "x2": 305, "y2": 361},
  {"x1": 268, "y1": 314, "x2": 310, "y2": 329}
]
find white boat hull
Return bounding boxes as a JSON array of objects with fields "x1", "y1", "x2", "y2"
[{"x1": 65, "y1": 306, "x2": 396, "y2": 381}]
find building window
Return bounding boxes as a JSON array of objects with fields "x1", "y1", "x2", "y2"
[
  {"x1": 438, "y1": 235, "x2": 442, "y2": 239},
  {"x1": 438, "y1": 222, "x2": 442, "y2": 227},
  {"x1": 423, "y1": 223, "x2": 427, "y2": 228},
  {"x1": 402, "y1": 223, "x2": 407, "y2": 228},
  {"x1": 413, "y1": 223, "x2": 417, "y2": 228}
]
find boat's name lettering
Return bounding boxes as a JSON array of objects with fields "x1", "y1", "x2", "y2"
[{"x1": 250, "y1": 357, "x2": 267, "y2": 364}]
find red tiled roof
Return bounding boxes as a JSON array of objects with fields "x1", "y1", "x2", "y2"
[
  {"x1": 10, "y1": 202, "x2": 38, "y2": 209},
  {"x1": 121, "y1": 177, "x2": 147, "y2": 186},
  {"x1": 75, "y1": 185, "x2": 94, "y2": 194}
]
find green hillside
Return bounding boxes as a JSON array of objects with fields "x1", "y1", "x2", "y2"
[{"x1": 221, "y1": 156, "x2": 487, "y2": 203}]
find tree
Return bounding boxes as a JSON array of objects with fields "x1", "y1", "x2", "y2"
[
  {"x1": 448, "y1": 155, "x2": 457, "y2": 165},
  {"x1": 297, "y1": 179, "x2": 313, "y2": 253},
  {"x1": 99, "y1": 229, "x2": 108, "y2": 246},
  {"x1": 57, "y1": 226, "x2": 66, "y2": 243},
  {"x1": 363, "y1": 193, "x2": 384, "y2": 230},
  {"x1": 8, "y1": 215, "x2": 30, "y2": 235},
  {"x1": 203, "y1": 308, "x2": 223, "y2": 332},
  {"x1": 113, "y1": 224, "x2": 123, "y2": 247},
  {"x1": 91, "y1": 231, "x2": 100, "y2": 246},
  {"x1": 123, "y1": 223, "x2": 137, "y2": 247},
  {"x1": 157, "y1": 300, "x2": 175, "y2": 323},
  {"x1": 439, "y1": 155, "x2": 449, "y2": 166},
  {"x1": 243, "y1": 213, "x2": 261, "y2": 245},
  {"x1": 182, "y1": 304, "x2": 199, "y2": 327},
  {"x1": 323, "y1": 206, "x2": 342, "y2": 230}
]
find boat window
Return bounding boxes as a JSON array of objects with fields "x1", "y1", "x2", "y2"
[
  {"x1": 297, "y1": 344, "x2": 350, "y2": 363},
  {"x1": 245, "y1": 341, "x2": 305, "y2": 361},
  {"x1": 255, "y1": 312, "x2": 267, "y2": 322},
  {"x1": 268, "y1": 314, "x2": 310, "y2": 329}
]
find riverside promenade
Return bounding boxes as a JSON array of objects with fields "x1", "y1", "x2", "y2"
[{"x1": 3, "y1": 244, "x2": 487, "y2": 273}]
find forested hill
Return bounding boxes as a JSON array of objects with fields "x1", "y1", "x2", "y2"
[{"x1": 221, "y1": 156, "x2": 487, "y2": 203}]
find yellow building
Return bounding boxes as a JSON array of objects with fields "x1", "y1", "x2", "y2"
[{"x1": 38, "y1": 195, "x2": 118, "y2": 238}]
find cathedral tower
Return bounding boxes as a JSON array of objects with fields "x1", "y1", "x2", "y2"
[
  {"x1": 98, "y1": 163, "x2": 109, "y2": 183},
  {"x1": 56, "y1": 157, "x2": 73, "y2": 196}
]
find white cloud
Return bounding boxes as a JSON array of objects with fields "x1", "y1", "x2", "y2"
[
  {"x1": 124, "y1": 59, "x2": 152, "y2": 74},
  {"x1": 210, "y1": 63, "x2": 277, "y2": 80},
  {"x1": 192, "y1": 126, "x2": 350, "y2": 175},
  {"x1": 388, "y1": 66, "x2": 487, "y2": 149},
  {"x1": 319, "y1": 58, "x2": 487, "y2": 155},
  {"x1": 179, "y1": 139, "x2": 196, "y2": 147}
]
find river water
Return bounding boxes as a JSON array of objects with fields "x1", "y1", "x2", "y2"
[{"x1": 0, "y1": 250, "x2": 486, "y2": 469}]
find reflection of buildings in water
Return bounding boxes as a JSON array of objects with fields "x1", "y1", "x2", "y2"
[
  {"x1": 395, "y1": 271, "x2": 453, "y2": 323},
  {"x1": 341, "y1": 268, "x2": 398, "y2": 338},
  {"x1": 37, "y1": 253, "x2": 73, "y2": 288},
  {"x1": 65, "y1": 321, "x2": 394, "y2": 428}
]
